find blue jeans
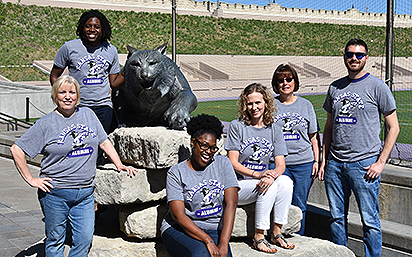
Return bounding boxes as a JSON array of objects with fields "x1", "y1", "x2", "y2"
[
  {"x1": 89, "y1": 105, "x2": 113, "y2": 165},
  {"x1": 283, "y1": 161, "x2": 314, "y2": 235},
  {"x1": 38, "y1": 187, "x2": 95, "y2": 257},
  {"x1": 162, "y1": 225, "x2": 232, "y2": 257},
  {"x1": 324, "y1": 155, "x2": 381, "y2": 257}
]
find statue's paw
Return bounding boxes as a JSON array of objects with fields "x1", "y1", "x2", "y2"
[{"x1": 164, "y1": 108, "x2": 190, "y2": 128}]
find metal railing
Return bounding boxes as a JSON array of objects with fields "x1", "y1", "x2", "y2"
[{"x1": 0, "y1": 112, "x2": 33, "y2": 131}]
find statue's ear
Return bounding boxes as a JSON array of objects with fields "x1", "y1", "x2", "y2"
[
  {"x1": 127, "y1": 45, "x2": 138, "y2": 58},
  {"x1": 155, "y1": 42, "x2": 168, "y2": 55}
]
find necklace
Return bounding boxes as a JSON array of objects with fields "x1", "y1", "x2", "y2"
[{"x1": 55, "y1": 108, "x2": 77, "y2": 139}]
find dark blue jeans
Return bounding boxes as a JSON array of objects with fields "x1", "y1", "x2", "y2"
[
  {"x1": 89, "y1": 105, "x2": 113, "y2": 165},
  {"x1": 283, "y1": 161, "x2": 314, "y2": 235},
  {"x1": 162, "y1": 225, "x2": 232, "y2": 257}
]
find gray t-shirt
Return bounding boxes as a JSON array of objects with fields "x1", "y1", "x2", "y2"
[
  {"x1": 160, "y1": 155, "x2": 239, "y2": 233},
  {"x1": 15, "y1": 107, "x2": 107, "y2": 189},
  {"x1": 323, "y1": 73, "x2": 397, "y2": 162},
  {"x1": 274, "y1": 96, "x2": 319, "y2": 165},
  {"x1": 53, "y1": 39, "x2": 120, "y2": 108},
  {"x1": 225, "y1": 119, "x2": 288, "y2": 179}
]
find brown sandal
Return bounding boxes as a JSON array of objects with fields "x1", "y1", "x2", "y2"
[
  {"x1": 271, "y1": 233, "x2": 295, "y2": 250},
  {"x1": 252, "y1": 237, "x2": 277, "y2": 253}
]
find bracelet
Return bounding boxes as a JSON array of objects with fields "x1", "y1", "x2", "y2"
[
  {"x1": 314, "y1": 160, "x2": 319, "y2": 163},
  {"x1": 206, "y1": 240, "x2": 214, "y2": 244},
  {"x1": 251, "y1": 171, "x2": 256, "y2": 179}
]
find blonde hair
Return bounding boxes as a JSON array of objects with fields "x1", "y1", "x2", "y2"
[
  {"x1": 51, "y1": 75, "x2": 81, "y2": 106},
  {"x1": 237, "y1": 83, "x2": 276, "y2": 126}
]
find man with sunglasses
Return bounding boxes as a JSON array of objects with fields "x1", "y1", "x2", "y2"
[{"x1": 319, "y1": 38, "x2": 399, "y2": 257}]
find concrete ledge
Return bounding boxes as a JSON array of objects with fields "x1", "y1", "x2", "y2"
[
  {"x1": 308, "y1": 165, "x2": 412, "y2": 227},
  {"x1": 88, "y1": 234, "x2": 355, "y2": 256},
  {"x1": 306, "y1": 203, "x2": 412, "y2": 257}
]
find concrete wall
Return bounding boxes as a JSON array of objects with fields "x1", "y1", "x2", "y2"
[
  {"x1": 308, "y1": 164, "x2": 412, "y2": 226},
  {"x1": 0, "y1": 81, "x2": 55, "y2": 119}
]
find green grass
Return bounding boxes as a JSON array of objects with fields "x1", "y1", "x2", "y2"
[
  {"x1": 1, "y1": 2, "x2": 412, "y2": 81},
  {"x1": 192, "y1": 92, "x2": 412, "y2": 145}
]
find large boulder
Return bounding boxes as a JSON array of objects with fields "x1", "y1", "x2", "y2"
[
  {"x1": 95, "y1": 164, "x2": 167, "y2": 205},
  {"x1": 108, "y1": 127, "x2": 227, "y2": 170},
  {"x1": 108, "y1": 127, "x2": 191, "y2": 169}
]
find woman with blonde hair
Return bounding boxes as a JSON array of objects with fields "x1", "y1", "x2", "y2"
[
  {"x1": 10, "y1": 75, "x2": 137, "y2": 256},
  {"x1": 225, "y1": 83, "x2": 295, "y2": 253}
]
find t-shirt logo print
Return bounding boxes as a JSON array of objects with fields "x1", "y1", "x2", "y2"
[
  {"x1": 334, "y1": 92, "x2": 365, "y2": 124},
  {"x1": 200, "y1": 187, "x2": 221, "y2": 208},
  {"x1": 58, "y1": 124, "x2": 97, "y2": 158},
  {"x1": 249, "y1": 144, "x2": 265, "y2": 164},
  {"x1": 281, "y1": 117, "x2": 301, "y2": 141},
  {"x1": 71, "y1": 130, "x2": 89, "y2": 150},
  {"x1": 86, "y1": 60, "x2": 102, "y2": 78},
  {"x1": 240, "y1": 137, "x2": 273, "y2": 172},
  {"x1": 77, "y1": 54, "x2": 108, "y2": 85},
  {"x1": 187, "y1": 179, "x2": 224, "y2": 218}
]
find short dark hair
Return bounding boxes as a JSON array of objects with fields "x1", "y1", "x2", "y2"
[
  {"x1": 345, "y1": 38, "x2": 368, "y2": 55},
  {"x1": 271, "y1": 64, "x2": 300, "y2": 94},
  {"x1": 76, "y1": 10, "x2": 112, "y2": 42},
  {"x1": 186, "y1": 114, "x2": 224, "y2": 140}
]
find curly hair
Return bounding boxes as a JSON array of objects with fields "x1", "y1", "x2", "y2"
[
  {"x1": 271, "y1": 64, "x2": 300, "y2": 94},
  {"x1": 237, "y1": 83, "x2": 275, "y2": 126},
  {"x1": 186, "y1": 114, "x2": 224, "y2": 140},
  {"x1": 76, "y1": 10, "x2": 112, "y2": 42}
]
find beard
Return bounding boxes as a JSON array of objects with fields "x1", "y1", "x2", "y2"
[{"x1": 345, "y1": 59, "x2": 366, "y2": 73}]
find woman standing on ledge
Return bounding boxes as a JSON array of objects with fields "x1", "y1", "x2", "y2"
[
  {"x1": 272, "y1": 64, "x2": 320, "y2": 235},
  {"x1": 10, "y1": 75, "x2": 137, "y2": 257},
  {"x1": 161, "y1": 114, "x2": 239, "y2": 257},
  {"x1": 225, "y1": 83, "x2": 294, "y2": 254}
]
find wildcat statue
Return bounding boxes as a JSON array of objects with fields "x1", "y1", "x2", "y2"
[{"x1": 112, "y1": 43, "x2": 197, "y2": 129}]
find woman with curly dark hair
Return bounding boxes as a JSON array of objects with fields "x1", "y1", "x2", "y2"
[
  {"x1": 225, "y1": 83, "x2": 294, "y2": 253},
  {"x1": 161, "y1": 114, "x2": 239, "y2": 257},
  {"x1": 50, "y1": 9, "x2": 124, "y2": 164}
]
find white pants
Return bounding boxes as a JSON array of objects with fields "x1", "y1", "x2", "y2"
[{"x1": 238, "y1": 175, "x2": 293, "y2": 231}]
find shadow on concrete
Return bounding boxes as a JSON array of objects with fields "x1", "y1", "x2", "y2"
[{"x1": 15, "y1": 240, "x2": 45, "y2": 257}]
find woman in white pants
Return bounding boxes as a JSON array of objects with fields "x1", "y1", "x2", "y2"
[{"x1": 225, "y1": 83, "x2": 294, "y2": 253}]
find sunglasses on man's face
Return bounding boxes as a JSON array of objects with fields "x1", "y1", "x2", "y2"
[
  {"x1": 277, "y1": 77, "x2": 294, "y2": 84},
  {"x1": 345, "y1": 52, "x2": 366, "y2": 60}
]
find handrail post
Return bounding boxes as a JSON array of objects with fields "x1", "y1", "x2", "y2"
[{"x1": 26, "y1": 97, "x2": 30, "y2": 122}]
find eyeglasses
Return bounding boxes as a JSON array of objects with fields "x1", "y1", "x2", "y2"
[
  {"x1": 193, "y1": 138, "x2": 219, "y2": 153},
  {"x1": 345, "y1": 52, "x2": 366, "y2": 60},
  {"x1": 277, "y1": 77, "x2": 294, "y2": 84}
]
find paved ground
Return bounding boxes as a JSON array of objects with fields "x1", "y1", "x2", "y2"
[{"x1": 0, "y1": 156, "x2": 45, "y2": 257}]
